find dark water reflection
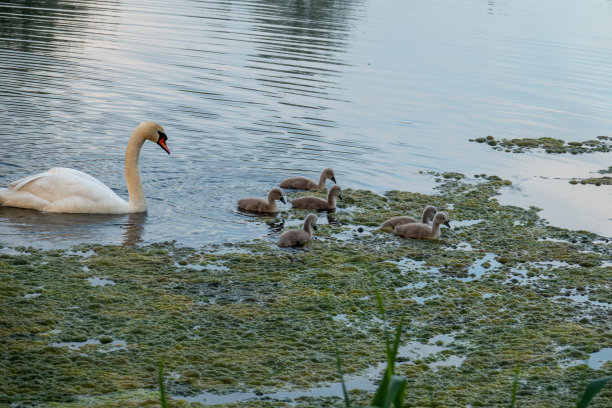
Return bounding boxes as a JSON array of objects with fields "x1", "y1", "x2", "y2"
[
  {"x1": 0, "y1": 207, "x2": 145, "y2": 248},
  {"x1": 1, "y1": 0, "x2": 611, "y2": 248}
]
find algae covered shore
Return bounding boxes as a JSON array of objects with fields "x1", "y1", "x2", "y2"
[{"x1": 1, "y1": 174, "x2": 611, "y2": 407}]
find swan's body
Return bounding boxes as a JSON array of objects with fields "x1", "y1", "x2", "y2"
[
  {"x1": 280, "y1": 168, "x2": 336, "y2": 190},
  {"x1": 278, "y1": 213, "x2": 318, "y2": 247},
  {"x1": 382, "y1": 205, "x2": 437, "y2": 228},
  {"x1": 237, "y1": 188, "x2": 286, "y2": 213},
  {"x1": 0, "y1": 121, "x2": 170, "y2": 214},
  {"x1": 291, "y1": 185, "x2": 342, "y2": 211},
  {"x1": 394, "y1": 211, "x2": 450, "y2": 240}
]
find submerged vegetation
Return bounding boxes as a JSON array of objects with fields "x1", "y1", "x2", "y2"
[
  {"x1": 470, "y1": 135, "x2": 611, "y2": 154},
  {"x1": 569, "y1": 166, "x2": 612, "y2": 186},
  {"x1": 1, "y1": 174, "x2": 611, "y2": 407},
  {"x1": 471, "y1": 136, "x2": 611, "y2": 186},
  {"x1": 569, "y1": 176, "x2": 612, "y2": 186}
]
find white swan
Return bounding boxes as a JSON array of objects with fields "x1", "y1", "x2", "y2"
[{"x1": 0, "y1": 121, "x2": 170, "y2": 214}]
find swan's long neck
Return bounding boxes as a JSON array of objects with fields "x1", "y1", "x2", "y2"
[
  {"x1": 327, "y1": 191, "x2": 336, "y2": 207},
  {"x1": 267, "y1": 192, "x2": 278, "y2": 212},
  {"x1": 317, "y1": 172, "x2": 327, "y2": 189},
  {"x1": 430, "y1": 222, "x2": 441, "y2": 239},
  {"x1": 421, "y1": 210, "x2": 430, "y2": 224},
  {"x1": 303, "y1": 219, "x2": 313, "y2": 236},
  {"x1": 125, "y1": 132, "x2": 147, "y2": 212}
]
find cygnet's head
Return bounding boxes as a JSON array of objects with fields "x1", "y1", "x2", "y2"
[
  {"x1": 424, "y1": 205, "x2": 438, "y2": 219},
  {"x1": 329, "y1": 184, "x2": 342, "y2": 200},
  {"x1": 323, "y1": 168, "x2": 337, "y2": 184},
  {"x1": 305, "y1": 213, "x2": 318, "y2": 230},
  {"x1": 270, "y1": 187, "x2": 286, "y2": 204},
  {"x1": 135, "y1": 121, "x2": 170, "y2": 154},
  {"x1": 433, "y1": 211, "x2": 450, "y2": 228}
]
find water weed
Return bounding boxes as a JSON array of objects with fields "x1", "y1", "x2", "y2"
[
  {"x1": 2, "y1": 175, "x2": 610, "y2": 407},
  {"x1": 576, "y1": 376, "x2": 612, "y2": 408},
  {"x1": 159, "y1": 362, "x2": 168, "y2": 408}
]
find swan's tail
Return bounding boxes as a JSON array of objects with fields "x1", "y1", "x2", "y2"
[{"x1": 0, "y1": 188, "x2": 8, "y2": 205}]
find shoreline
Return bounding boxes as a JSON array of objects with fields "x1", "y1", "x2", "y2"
[{"x1": 2, "y1": 174, "x2": 611, "y2": 407}]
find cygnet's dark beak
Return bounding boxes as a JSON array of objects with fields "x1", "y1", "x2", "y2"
[
  {"x1": 280, "y1": 196, "x2": 286, "y2": 204},
  {"x1": 338, "y1": 194, "x2": 342, "y2": 200},
  {"x1": 444, "y1": 221, "x2": 451, "y2": 228},
  {"x1": 157, "y1": 131, "x2": 170, "y2": 154},
  {"x1": 331, "y1": 176, "x2": 337, "y2": 184},
  {"x1": 313, "y1": 224, "x2": 318, "y2": 230}
]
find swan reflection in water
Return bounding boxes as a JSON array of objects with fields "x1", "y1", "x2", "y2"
[
  {"x1": 0, "y1": 206, "x2": 146, "y2": 248},
  {"x1": 237, "y1": 210, "x2": 340, "y2": 238},
  {"x1": 236, "y1": 208, "x2": 285, "y2": 235}
]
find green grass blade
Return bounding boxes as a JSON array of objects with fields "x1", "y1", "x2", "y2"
[
  {"x1": 393, "y1": 377, "x2": 407, "y2": 408},
  {"x1": 510, "y1": 364, "x2": 520, "y2": 408},
  {"x1": 370, "y1": 273, "x2": 386, "y2": 317},
  {"x1": 428, "y1": 383, "x2": 434, "y2": 408},
  {"x1": 158, "y1": 361, "x2": 167, "y2": 408},
  {"x1": 370, "y1": 273, "x2": 391, "y2": 368},
  {"x1": 372, "y1": 319, "x2": 406, "y2": 407},
  {"x1": 370, "y1": 273, "x2": 408, "y2": 408},
  {"x1": 389, "y1": 316, "x2": 405, "y2": 376},
  {"x1": 335, "y1": 348, "x2": 351, "y2": 408},
  {"x1": 370, "y1": 275, "x2": 389, "y2": 407},
  {"x1": 373, "y1": 375, "x2": 407, "y2": 408},
  {"x1": 370, "y1": 274, "x2": 395, "y2": 375},
  {"x1": 383, "y1": 375, "x2": 406, "y2": 408},
  {"x1": 576, "y1": 376, "x2": 612, "y2": 408},
  {"x1": 372, "y1": 370, "x2": 391, "y2": 407}
]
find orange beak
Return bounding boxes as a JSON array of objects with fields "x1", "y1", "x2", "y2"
[{"x1": 157, "y1": 137, "x2": 170, "y2": 154}]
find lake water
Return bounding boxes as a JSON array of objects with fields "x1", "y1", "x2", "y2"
[{"x1": 1, "y1": 0, "x2": 611, "y2": 248}]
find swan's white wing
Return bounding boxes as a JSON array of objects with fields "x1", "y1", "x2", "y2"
[
  {"x1": 2, "y1": 168, "x2": 128, "y2": 213},
  {"x1": 8, "y1": 171, "x2": 51, "y2": 191},
  {"x1": 9, "y1": 168, "x2": 109, "y2": 191},
  {"x1": 9, "y1": 167, "x2": 108, "y2": 191}
]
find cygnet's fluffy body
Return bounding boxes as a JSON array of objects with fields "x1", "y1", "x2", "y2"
[
  {"x1": 278, "y1": 213, "x2": 318, "y2": 247},
  {"x1": 280, "y1": 168, "x2": 336, "y2": 190},
  {"x1": 382, "y1": 205, "x2": 437, "y2": 228},
  {"x1": 394, "y1": 211, "x2": 450, "y2": 240},
  {"x1": 237, "y1": 188, "x2": 286, "y2": 213},
  {"x1": 291, "y1": 185, "x2": 342, "y2": 211}
]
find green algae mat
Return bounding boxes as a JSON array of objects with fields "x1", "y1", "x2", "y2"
[
  {"x1": 2, "y1": 174, "x2": 611, "y2": 407},
  {"x1": 470, "y1": 135, "x2": 612, "y2": 154},
  {"x1": 470, "y1": 135, "x2": 612, "y2": 186}
]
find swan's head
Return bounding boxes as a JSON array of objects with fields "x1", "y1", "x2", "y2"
[
  {"x1": 323, "y1": 168, "x2": 336, "y2": 184},
  {"x1": 136, "y1": 121, "x2": 170, "y2": 154},
  {"x1": 424, "y1": 205, "x2": 438, "y2": 220},
  {"x1": 269, "y1": 187, "x2": 286, "y2": 204},
  {"x1": 433, "y1": 211, "x2": 451, "y2": 228},
  {"x1": 305, "y1": 213, "x2": 318, "y2": 231},
  {"x1": 329, "y1": 184, "x2": 342, "y2": 200}
]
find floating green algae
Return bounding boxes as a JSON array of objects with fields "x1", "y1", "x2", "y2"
[
  {"x1": 470, "y1": 136, "x2": 612, "y2": 187},
  {"x1": 1, "y1": 175, "x2": 610, "y2": 407},
  {"x1": 470, "y1": 135, "x2": 612, "y2": 154},
  {"x1": 597, "y1": 166, "x2": 612, "y2": 175},
  {"x1": 569, "y1": 166, "x2": 612, "y2": 186},
  {"x1": 569, "y1": 177, "x2": 612, "y2": 186}
]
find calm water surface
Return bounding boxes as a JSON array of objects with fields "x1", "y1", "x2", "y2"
[{"x1": 1, "y1": 0, "x2": 611, "y2": 248}]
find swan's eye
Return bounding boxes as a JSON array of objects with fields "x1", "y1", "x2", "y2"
[{"x1": 157, "y1": 130, "x2": 167, "y2": 141}]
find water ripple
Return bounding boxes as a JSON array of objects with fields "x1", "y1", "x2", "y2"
[{"x1": 1, "y1": 0, "x2": 611, "y2": 247}]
